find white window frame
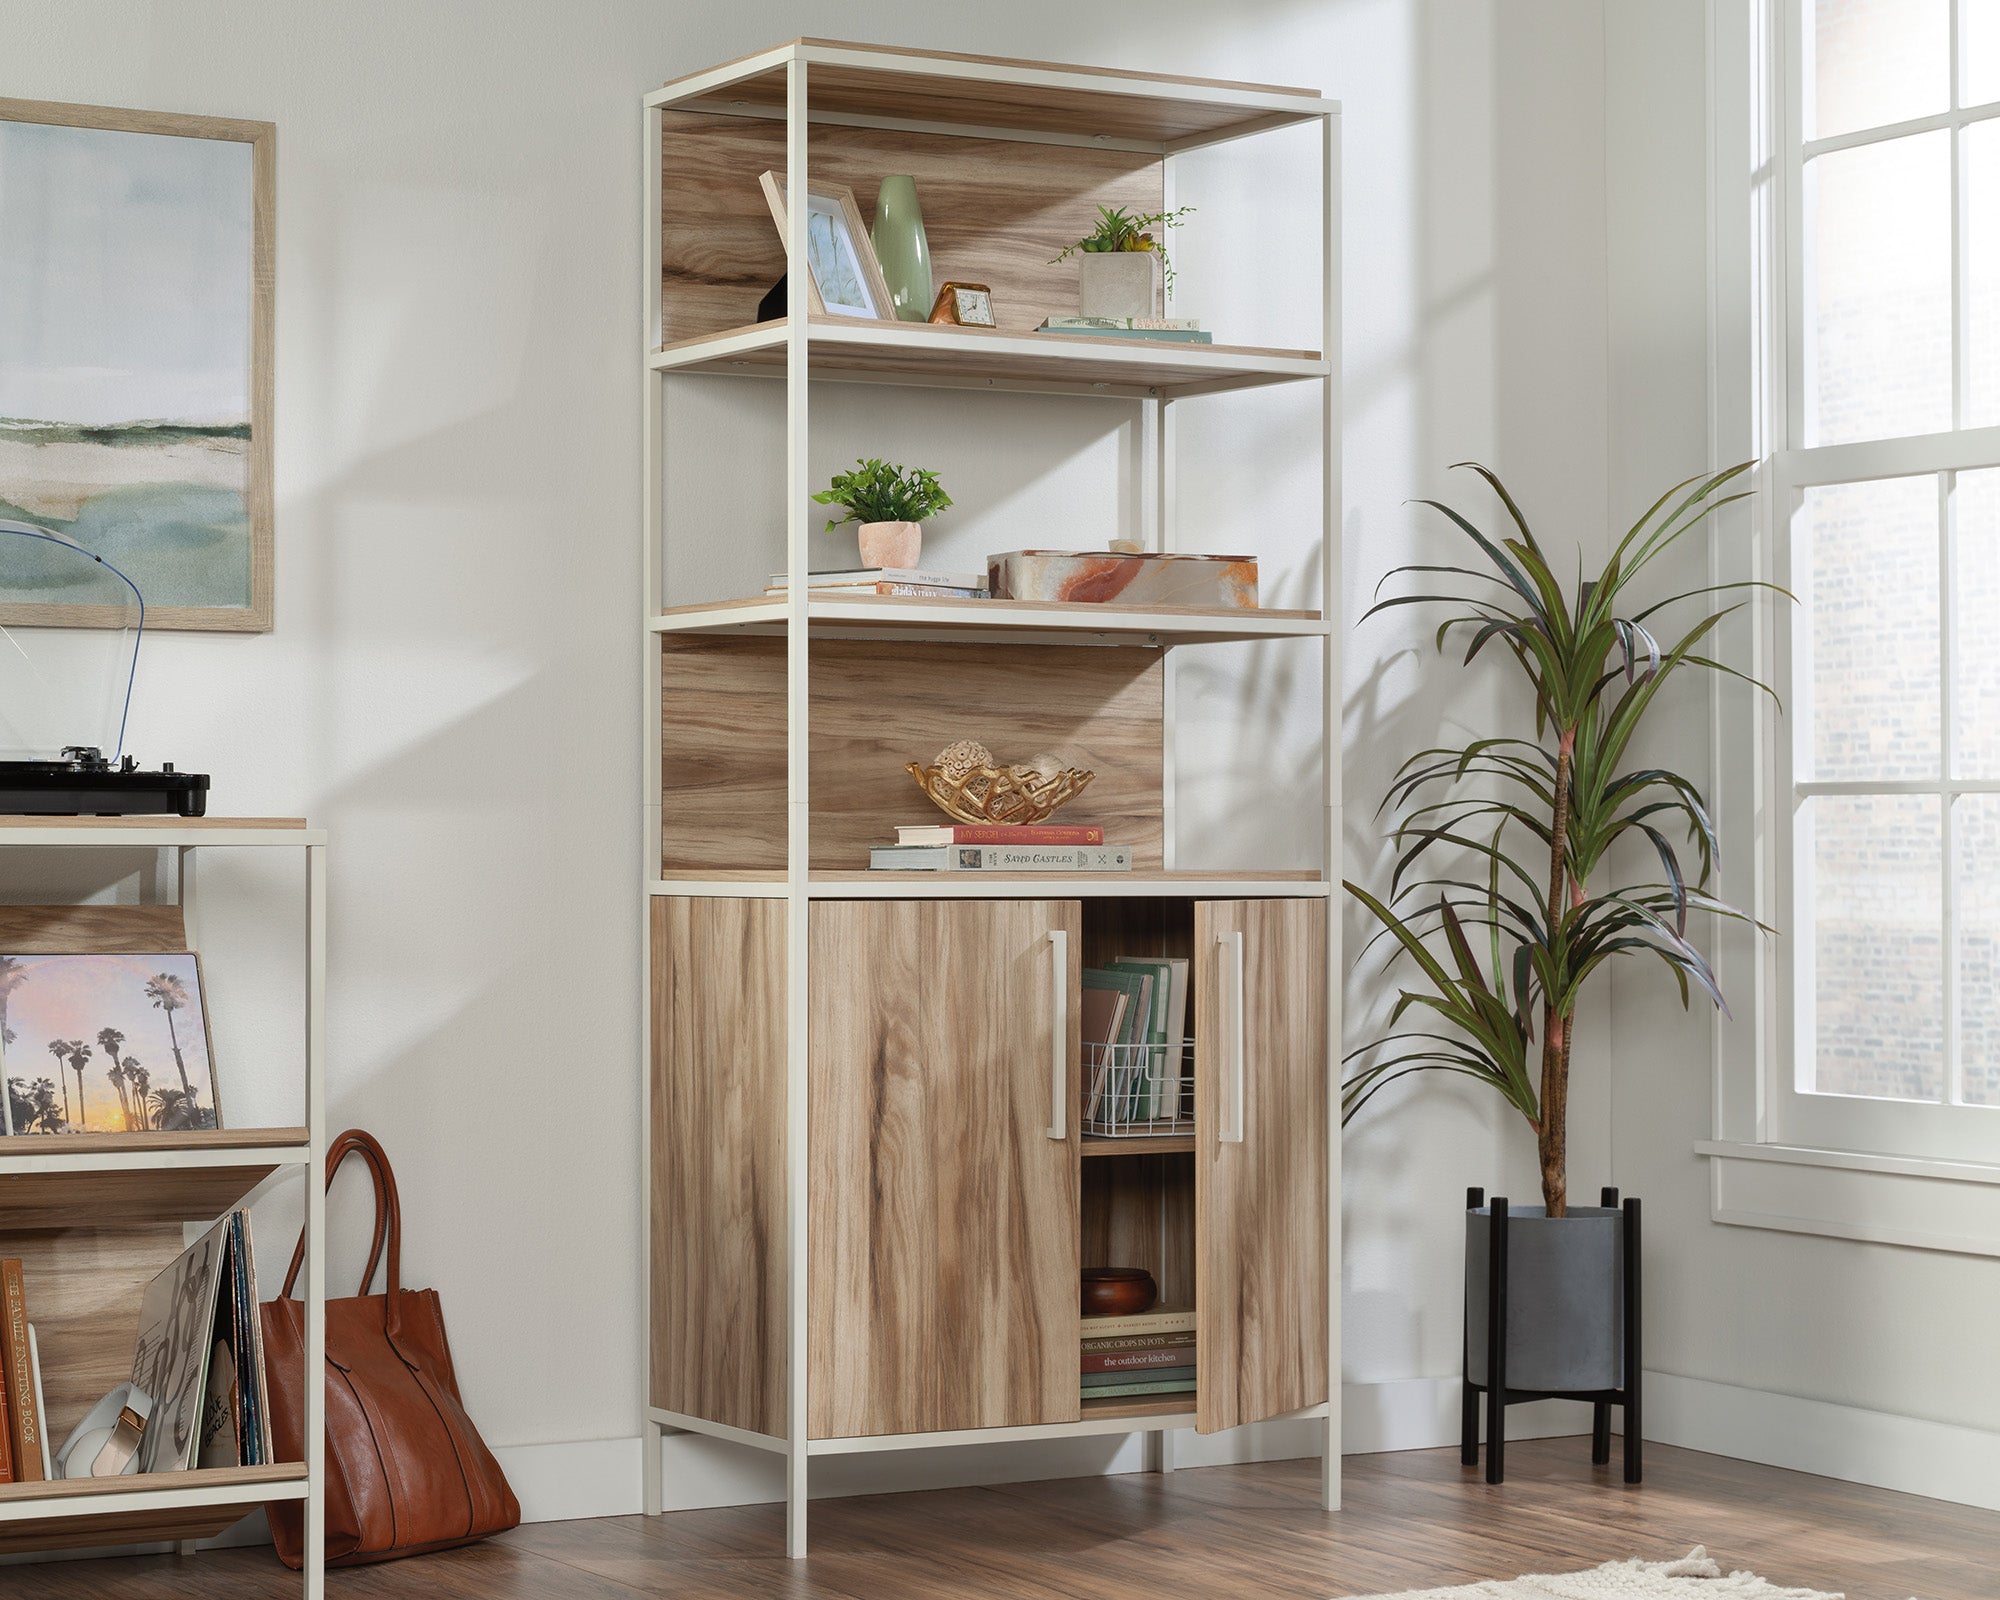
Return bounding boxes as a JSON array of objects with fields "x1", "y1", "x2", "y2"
[{"x1": 1704, "y1": 0, "x2": 2000, "y2": 1248}]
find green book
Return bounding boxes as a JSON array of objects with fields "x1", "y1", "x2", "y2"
[{"x1": 1080, "y1": 1376, "x2": 1199, "y2": 1399}]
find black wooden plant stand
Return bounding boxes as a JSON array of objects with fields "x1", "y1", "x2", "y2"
[{"x1": 1460, "y1": 1186, "x2": 1642, "y2": 1486}]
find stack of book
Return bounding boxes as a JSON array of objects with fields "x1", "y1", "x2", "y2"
[
  {"x1": 1, "y1": 1257, "x2": 53, "y2": 1483},
  {"x1": 1035, "y1": 316, "x2": 1213, "y2": 345},
  {"x1": 869, "y1": 822, "x2": 1131, "y2": 873},
  {"x1": 1082, "y1": 953, "x2": 1190, "y2": 1130},
  {"x1": 765, "y1": 567, "x2": 988, "y2": 599},
  {"x1": 1081, "y1": 1304, "x2": 1196, "y2": 1401}
]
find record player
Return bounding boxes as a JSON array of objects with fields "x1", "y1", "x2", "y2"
[
  {"x1": 0, "y1": 747, "x2": 209, "y2": 818},
  {"x1": 0, "y1": 522, "x2": 213, "y2": 817}
]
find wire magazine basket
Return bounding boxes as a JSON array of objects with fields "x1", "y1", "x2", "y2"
[{"x1": 1083, "y1": 1039, "x2": 1195, "y2": 1137}]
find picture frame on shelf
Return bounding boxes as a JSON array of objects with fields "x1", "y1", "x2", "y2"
[
  {"x1": 0, "y1": 950, "x2": 224, "y2": 1135},
  {"x1": 757, "y1": 171, "x2": 895, "y2": 320}
]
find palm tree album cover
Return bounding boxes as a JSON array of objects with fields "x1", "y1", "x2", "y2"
[{"x1": 0, "y1": 951, "x2": 221, "y2": 1135}]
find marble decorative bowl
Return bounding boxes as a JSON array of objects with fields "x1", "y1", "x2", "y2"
[{"x1": 906, "y1": 760, "x2": 1095, "y2": 826}]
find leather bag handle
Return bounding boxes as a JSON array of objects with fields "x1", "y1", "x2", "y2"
[{"x1": 281, "y1": 1129, "x2": 404, "y2": 1310}]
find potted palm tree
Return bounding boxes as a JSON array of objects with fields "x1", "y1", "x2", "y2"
[{"x1": 1345, "y1": 461, "x2": 1773, "y2": 1480}]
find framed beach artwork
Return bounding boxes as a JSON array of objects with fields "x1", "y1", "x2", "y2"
[
  {"x1": 0, "y1": 951, "x2": 223, "y2": 1136},
  {"x1": 0, "y1": 98, "x2": 274, "y2": 632}
]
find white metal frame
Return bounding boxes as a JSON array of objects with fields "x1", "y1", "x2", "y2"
[
  {"x1": 1750, "y1": 0, "x2": 2000, "y2": 1164},
  {"x1": 0, "y1": 822, "x2": 327, "y2": 1600},
  {"x1": 639, "y1": 41, "x2": 1342, "y2": 1556}
]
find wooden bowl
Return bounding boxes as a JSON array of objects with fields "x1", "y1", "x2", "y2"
[{"x1": 1081, "y1": 1267, "x2": 1157, "y2": 1318}]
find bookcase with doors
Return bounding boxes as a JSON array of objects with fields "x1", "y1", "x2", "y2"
[{"x1": 639, "y1": 40, "x2": 1340, "y2": 1557}]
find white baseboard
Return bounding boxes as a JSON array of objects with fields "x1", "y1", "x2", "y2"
[
  {"x1": 1646, "y1": 1371, "x2": 2000, "y2": 1512},
  {"x1": 494, "y1": 1379, "x2": 1592, "y2": 1524}
]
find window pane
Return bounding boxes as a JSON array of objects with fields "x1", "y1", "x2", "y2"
[
  {"x1": 1967, "y1": 0, "x2": 2000, "y2": 107},
  {"x1": 1957, "y1": 793, "x2": 2000, "y2": 1106},
  {"x1": 1807, "y1": 792, "x2": 1944, "y2": 1100},
  {"x1": 1811, "y1": 0, "x2": 1949, "y2": 138},
  {"x1": 1803, "y1": 475, "x2": 1940, "y2": 780},
  {"x1": 1969, "y1": 121, "x2": 2000, "y2": 430},
  {"x1": 1808, "y1": 132, "x2": 1953, "y2": 443},
  {"x1": 1955, "y1": 471, "x2": 2000, "y2": 773}
]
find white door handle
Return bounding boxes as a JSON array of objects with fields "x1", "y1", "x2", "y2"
[
  {"x1": 1048, "y1": 928, "x2": 1069, "y2": 1140},
  {"x1": 1219, "y1": 930, "x2": 1245, "y2": 1144}
]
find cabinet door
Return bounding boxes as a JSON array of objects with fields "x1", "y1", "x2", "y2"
[
  {"x1": 1194, "y1": 898, "x2": 1330, "y2": 1433},
  {"x1": 809, "y1": 898, "x2": 1081, "y2": 1439}
]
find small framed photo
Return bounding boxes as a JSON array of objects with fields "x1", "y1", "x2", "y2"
[
  {"x1": 0, "y1": 950, "x2": 224, "y2": 1135},
  {"x1": 758, "y1": 172, "x2": 895, "y2": 321},
  {"x1": 929, "y1": 281, "x2": 996, "y2": 327}
]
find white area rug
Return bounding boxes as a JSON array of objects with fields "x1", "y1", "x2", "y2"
[{"x1": 1349, "y1": 1548, "x2": 1848, "y2": 1600}]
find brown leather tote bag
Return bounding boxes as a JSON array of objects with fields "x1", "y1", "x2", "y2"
[{"x1": 262, "y1": 1129, "x2": 520, "y2": 1569}]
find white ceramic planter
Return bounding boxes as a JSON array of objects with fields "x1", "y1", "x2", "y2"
[
  {"x1": 857, "y1": 520, "x2": 921, "y2": 570},
  {"x1": 1078, "y1": 250, "x2": 1162, "y2": 320}
]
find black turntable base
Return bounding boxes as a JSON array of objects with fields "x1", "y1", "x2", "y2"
[{"x1": 0, "y1": 747, "x2": 210, "y2": 817}]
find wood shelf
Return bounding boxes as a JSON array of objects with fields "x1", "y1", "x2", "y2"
[
  {"x1": 651, "y1": 872, "x2": 1330, "y2": 900},
  {"x1": 658, "y1": 39, "x2": 1333, "y2": 149},
  {"x1": 651, "y1": 594, "x2": 1327, "y2": 647},
  {"x1": 0, "y1": 1463, "x2": 308, "y2": 1555},
  {"x1": 1083, "y1": 1134, "x2": 1196, "y2": 1157},
  {"x1": 0, "y1": 1128, "x2": 310, "y2": 1228},
  {"x1": 0, "y1": 817, "x2": 323, "y2": 848},
  {"x1": 652, "y1": 317, "x2": 1326, "y2": 398},
  {"x1": 1078, "y1": 1392, "x2": 1197, "y2": 1422}
]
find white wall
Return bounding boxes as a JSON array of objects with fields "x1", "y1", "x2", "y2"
[
  {"x1": 1605, "y1": 0, "x2": 2000, "y2": 1501},
  {"x1": 0, "y1": 0, "x2": 1616, "y2": 1521}
]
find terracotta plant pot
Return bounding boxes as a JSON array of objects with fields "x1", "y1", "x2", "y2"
[{"x1": 857, "y1": 520, "x2": 922, "y2": 570}]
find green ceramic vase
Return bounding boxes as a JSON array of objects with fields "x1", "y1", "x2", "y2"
[{"x1": 871, "y1": 176, "x2": 933, "y2": 322}]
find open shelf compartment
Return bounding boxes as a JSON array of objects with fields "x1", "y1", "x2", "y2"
[
  {"x1": 0, "y1": 1128, "x2": 311, "y2": 1228},
  {"x1": 0, "y1": 1465, "x2": 308, "y2": 1555}
]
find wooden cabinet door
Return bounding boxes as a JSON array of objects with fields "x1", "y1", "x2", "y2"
[
  {"x1": 1194, "y1": 898, "x2": 1330, "y2": 1433},
  {"x1": 809, "y1": 898, "x2": 1081, "y2": 1439}
]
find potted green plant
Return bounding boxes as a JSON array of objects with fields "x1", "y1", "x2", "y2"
[
  {"x1": 813, "y1": 458, "x2": 953, "y2": 570},
  {"x1": 1052, "y1": 204, "x2": 1194, "y2": 320},
  {"x1": 1344, "y1": 461, "x2": 1775, "y2": 1474}
]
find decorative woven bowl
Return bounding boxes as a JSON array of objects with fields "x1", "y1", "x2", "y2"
[{"x1": 906, "y1": 760, "x2": 1095, "y2": 826}]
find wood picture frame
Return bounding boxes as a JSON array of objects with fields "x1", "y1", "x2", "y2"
[
  {"x1": 0, "y1": 98, "x2": 275, "y2": 633},
  {"x1": 757, "y1": 171, "x2": 895, "y2": 321}
]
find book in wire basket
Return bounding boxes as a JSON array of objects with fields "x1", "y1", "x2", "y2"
[{"x1": 1083, "y1": 1040, "x2": 1194, "y2": 1136}]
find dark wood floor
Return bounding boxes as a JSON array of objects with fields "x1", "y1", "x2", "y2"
[{"x1": 6, "y1": 1438, "x2": 1988, "y2": 1598}]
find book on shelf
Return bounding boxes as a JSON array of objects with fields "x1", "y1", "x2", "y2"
[
  {"x1": 764, "y1": 581, "x2": 988, "y2": 598},
  {"x1": 895, "y1": 823, "x2": 1104, "y2": 846},
  {"x1": 27, "y1": 1325, "x2": 51, "y2": 1480},
  {"x1": 1081, "y1": 1304, "x2": 1196, "y2": 1339},
  {"x1": 1105, "y1": 955, "x2": 1190, "y2": 1123},
  {"x1": 1, "y1": 1257, "x2": 44, "y2": 1483},
  {"x1": 1034, "y1": 321, "x2": 1214, "y2": 345},
  {"x1": 1079, "y1": 1375, "x2": 1198, "y2": 1399},
  {"x1": 868, "y1": 844, "x2": 1132, "y2": 872},
  {"x1": 1080, "y1": 1328, "x2": 1197, "y2": 1355},
  {"x1": 1082, "y1": 1364, "x2": 1196, "y2": 1390},
  {"x1": 1038, "y1": 316, "x2": 1203, "y2": 331},
  {"x1": 768, "y1": 567, "x2": 986, "y2": 590},
  {"x1": 1082, "y1": 1343, "x2": 1198, "y2": 1375},
  {"x1": 1082, "y1": 965, "x2": 1155, "y2": 1118}
]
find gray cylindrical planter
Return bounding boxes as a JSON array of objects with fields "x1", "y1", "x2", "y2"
[
  {"x1": 1461, "y1": 1189, "x2": 1643, "y2": 1486},
  {"x1": 1465, "y1": 1204, "x2": 1624, "y2": 1391}
]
